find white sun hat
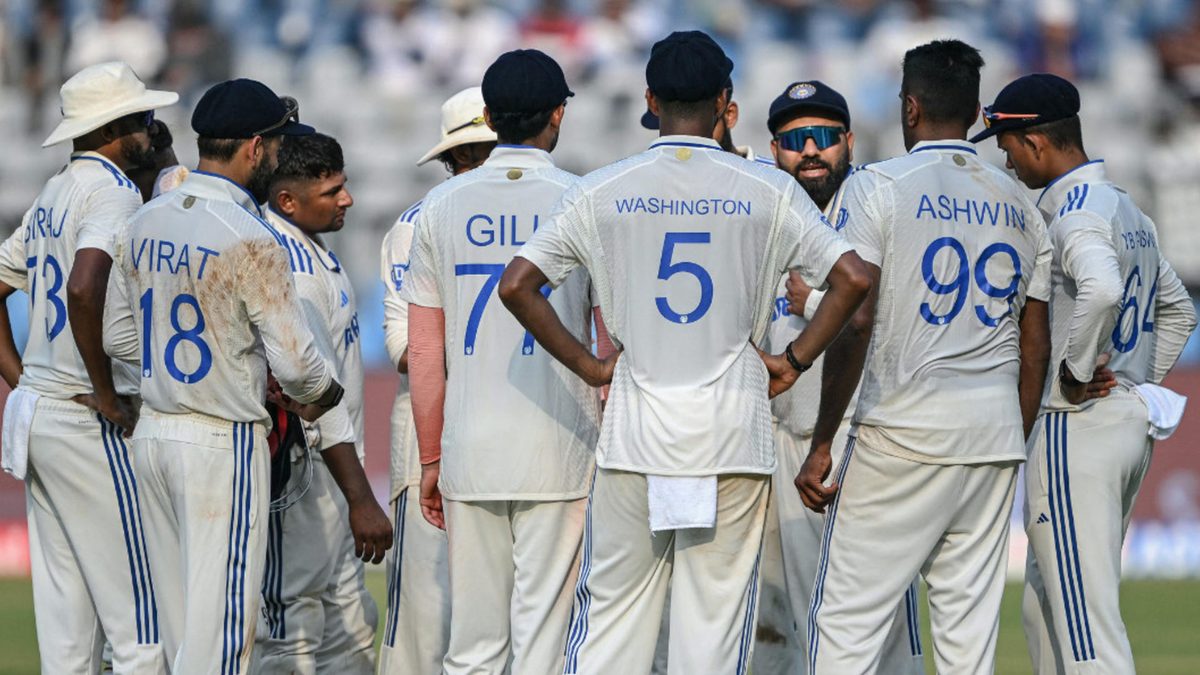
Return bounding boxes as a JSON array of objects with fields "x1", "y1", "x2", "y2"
[
  {"x1": 417, "y1": 86, "x2": 498, "y2": 166},
  {"x1": 42, "y1": 61, "x2": 179, "y2": 148}
]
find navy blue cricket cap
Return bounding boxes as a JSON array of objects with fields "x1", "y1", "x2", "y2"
[
  {"x1": 482, "y1": 49, "x2": 573, "y2": 114},
  {"x1": 970, "y1": 73, "x2": 1080, "y2": 143},
  {"x1": 767, "y1": 81, "x2": 850, "y2": 134},
  {"x1": 191, "y1": 79, "x2": 313, "y2": 138},
  {"x1": 645, "y1": 30, "x2": 733, "y2": 103},
  {"x1": 641, "y1": 76, "x2": 733, "y2": 130}
]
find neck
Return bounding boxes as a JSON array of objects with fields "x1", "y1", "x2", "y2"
[
  {"x1": 502, "y1": 130, "x2": 555, "y2": 153},
  {"x1": 904, "y1": 123, "x2": 969, "y2": 151},
  {"x1": 1046, "y1": 149, "x2": 1091, "y2": 184},
  {"x1": 73, "y1": 143, "x2": 128, "y2": 170},
  {"x1": 659, "y1": 118, "x2": 716, "y2": 139},
  {"x1": 196, "y1": 158, "x2": 251, "y2": 188}
]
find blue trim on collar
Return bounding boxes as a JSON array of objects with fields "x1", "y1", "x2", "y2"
[
  {"x1": 192, "y1": 170, "x2": 264, "y2": 217},
  {"x1": 1038, "y1": 159, "x2": 1105, "y2": 203},
  {"x1": 495, "y1": 144, "x2": 536, "y2": 150},
  {"x1": 72, "y1": 155, "x2": 135, "y2": 189},
  {"x1": 649, "y1": 141, "x2": 721, "y2": 150},
  {"x1": 911, "y1": 144, "x2": 978, "y2": 155}
]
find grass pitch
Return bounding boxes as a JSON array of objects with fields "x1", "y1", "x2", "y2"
[{"x1": 0, "y1": 575, "x2": 1196, "y2": 673}]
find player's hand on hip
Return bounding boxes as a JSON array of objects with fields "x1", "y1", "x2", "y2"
[
  {"x1": 796, "y1": 445, "x2": 839, "y2": 513},
  {"x1": 756, "y1": 346, "x2": 799, "y2": 399},
  {"x1": 348, "y1": 496, "x2": 394, "y2": 565},
  {"x1": 75, "y1": 392, "x2": 140, "y2": 437},
  {"x1": 420, "y1": 461, "x2": 445, "y2": 530},
  {"x1": 785, "y1": 269, "x2": 813, "y2": 317},
  {"x1": 584, "y1": 351, "x2": 621, "y2": 388},
  {"x1": 1060, "y1": 353, "x2": 1117, "y2": 405}
]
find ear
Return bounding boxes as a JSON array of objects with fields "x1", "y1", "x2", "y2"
[
  {"x1": 483, "y1": 106, "x2": 497, "y2": 132},
  {"x1": 904, "y1": 94, "x2": 920, "y2": 128},
  {"x1": 98, "y1": 119, "x2": 122, "y2": 144},
  {"x1": 970, "y1": 102, "x2": 981, "y2": 128},
  {"x1": 769, "y1": 137, "x2": 780, "y2": 164},
  {"x1": 549, "y1": 103, "x2": 566, "y2": 129},
  {"x1": 714, "y1": 89, "x2": 729, "y2": 118},
  {"x1": 273, "y1": 187, "x2": 297, "y2": 217},
  {"x1": 1024, "y1": 131, "x2": 1047, "y2": 160},
  {"x1": 845, "y1": 129, "x2": 856, "y2": 161},
  {"x1": 646, "y1": 89, "x2": 660, "y2": 117},
  {"x1": 244, "y1": 136, "x2": 265, "y2": 163},
  {"x1": 724, "y1": 100, "x2": 739, "y2": 131}
]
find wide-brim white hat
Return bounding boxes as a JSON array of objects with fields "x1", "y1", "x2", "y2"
[
  {"x1": 43, "y1": 61, "x2": 179, "y2": 148},
  {"x1": 417, "y1": 86, "x2": 498, "y2": 166}
]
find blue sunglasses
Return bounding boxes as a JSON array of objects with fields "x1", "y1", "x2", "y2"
[{"x1": 775, "y1": 125, "x2": 845, "y2": 152}]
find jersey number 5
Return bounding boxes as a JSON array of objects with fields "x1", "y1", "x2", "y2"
[
  {"x1": 656, "y1": 232, "x2": 713, "y2": 324},
  {"x1": 139, "y1": 288, "x2": 213, "y2": 384}
]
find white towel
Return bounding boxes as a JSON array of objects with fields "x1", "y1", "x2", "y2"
[
  {"x1": 2, "y1": 388, "x2": 41, "y2": 480},
  {"x1": 646, "y1": 475, "x2": 717, "y2": 532},
  {"x1": 1133, "y1": 383, "x2": 1188, "y2": 440}
]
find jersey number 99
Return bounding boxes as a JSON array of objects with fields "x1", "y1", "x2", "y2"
[
  {"x1": 139, "y1": 288, "x2": 213, "y2": 384},
  {"x1": 920, "y1": 237, "x2": 1021, "y2": 327}
]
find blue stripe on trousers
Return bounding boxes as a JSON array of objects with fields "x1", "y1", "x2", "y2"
[
  {"x1": 735, "y1": 551, "x2": 762, "y2": 674},
  {"x1": 807, "y1": 438, "x2": 856, "y2": 675},
  {"x1": 385, "y1": 489, "x2": 407, "y2": 648},
  {"x1": 110, "y1": 422, "x2": 159, "y2": 643},
  {"x1": 99, "y1": 415, "x2": 146, "y2": 644},
  {"x1": 563, "y1": 479, "x2": 595, "y2": 673}
]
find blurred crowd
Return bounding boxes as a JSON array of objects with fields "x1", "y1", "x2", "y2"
[{"x1": 2, "y1": 0, "x2": 1200, "y2": 366}]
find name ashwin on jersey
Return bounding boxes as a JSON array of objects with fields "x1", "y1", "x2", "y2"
[
  {"x1": 916, "y1": 194, "x2": 1026, "y2": 230},
  {"x1": 614, "y1": 197, "x2": 752, "y2": 216}
]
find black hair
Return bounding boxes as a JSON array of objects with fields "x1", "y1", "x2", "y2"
[
  {"x1": 197, "y1": 137, "x2": 245, "y2": 162},
  {"x1": 657, "y1": 97, "x2": 718, "y2": 122},
  {"x1": 274, "y1": 132, "x2": 345, "y2": 183},
  {"x1": 488, "y1": 107, "x2": 557, "y2": 145},
  {"x1": 1019, "y1": 115, "x2": 1085, "y2": 151},
  {"x1": 901, "y1": 40, "x2": 985, "y2": 127}
]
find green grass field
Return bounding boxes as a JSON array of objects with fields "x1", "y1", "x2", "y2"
[{"x1": 0, "y1": 575, "x2": 1196, "y2": 673}]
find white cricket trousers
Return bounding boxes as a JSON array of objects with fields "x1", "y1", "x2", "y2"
[
  {"x1": 26, "y1": 397, "x2": 164, "y2": 674},
  {"x1": 564, "y1": 468, "x2": 770, "y2": 675},
  {"x1": 131, "y1": 410, "x2": 268, "y2": 675},
  {"x1": 809, "y1": 438, "x2": 1018, "y2": 675},
  {"x1": 772, "y1": 424, "x2": 925, "y2": 674},
  {"x1": 1022, "y1": 398, "x2": 1152, "y2": 675},
  {"x1": 254, "y1": 453, "x2": 378, "y2": 674},
  {"x1": 442, "y1": 496, "x2": 585, "y2": 675},
  {"x1": 377, "y1": 486, "x2": 451, "y2": 675}
]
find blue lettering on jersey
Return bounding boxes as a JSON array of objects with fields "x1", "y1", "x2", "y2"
[
  {"x1": 614, "y1": 197, "x2": 751, "y2": 216},
  {"x1": 833, "y1": 207, "x2": 848, "y2": 232},
  {"x1": 916, "y1": 194, "x2": 1025, "y2": 230},
  {"x1": 130, "y1": 238, "x2": 221, "y2": 280},
  {"x1": 773, "y1": 296, "x2": 789, "y2": 321},
  {"x1": 343, "y1": 313, "x2": 360, "y2": 349},
  {"x1": 466, "y1": 214, "x2": 540, "y2": 247},
  {"x1": 25, "y1": 207, "x2": 68, "y2": 241},
  {"x1": 390, "y1": 262, "x2": 407, "y2": 291},
  {"x1": 1119, "y1": 229, "x2": 1157, "y2": 251}
]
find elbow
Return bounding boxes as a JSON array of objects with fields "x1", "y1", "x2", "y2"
[
  {"x1": 66, "y1": 276, "x2": 91, "y2": 310},
  {"x1": 1090, "y1": 277, "x2": 1125, "y2": 313},
  {"x1": 839, "y1": 254, "x2": 872, "y2": 305},
  {"x1": 497, "y1": 267, "x2": 525, "y2": 311},
  {"x1": 847, "y1": 305, "x2": 874, "y2": 334}
]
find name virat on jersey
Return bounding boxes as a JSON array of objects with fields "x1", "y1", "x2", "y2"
[{"x1": 129, "y1": 236, "x2": 221, "y2": 279}]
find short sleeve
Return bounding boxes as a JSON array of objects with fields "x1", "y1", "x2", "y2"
[
  {"x1": 778, "y1": 182, "x2": 853, "y2": 289},
  {"x1": 381, "y1": 219, "x2": 414, "y2": 369},
  {"x1": 398, "y1": 207, "x2": 443, "y2": 308},
  {"x1": 1026, "y1": 225, "x2": 1053, "y2": 302},
  {"x1": 837, "y1": 172, "x2": 885, "y2": 267},
  {"x1": 0, "y1": 215, "x2": 29, "y2": 291},
  {"x1": 516, "y1": 182, "x2": 588, "y2": 288},
  {"x1": 76, "y1": 184, "x2": 141, "y2": 256}
]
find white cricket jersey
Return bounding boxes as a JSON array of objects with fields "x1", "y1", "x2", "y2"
[
  {"x1": 766, "y1": 167, "x2": 859, "y2": 438},
  {"x1": 1036, "y1": 160, "x2": 1196, "y2": 412},
  {"x1": 400, "y1": 146, "x2": 600, "y2": 501},
  {"x1": 103, "y1": 171, "x2": 335, "y2": 426},
  {"x1": 517, "y1": 135, "x2": 852, "y2": 476},
  {"x1": 267, "y1": 209, "x2": 364, "y2": 460},
  {"x1": 840, "y1": 139, "x2": 1052, "y2": 465},
  {"x1": 0, "y1": 152, "x2": 142, "y2": 398},
  {"x1": 381, "y1": 201, "x2": 420, "y2": 493}
]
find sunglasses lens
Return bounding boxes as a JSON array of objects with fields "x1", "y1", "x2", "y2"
[{"x1": 778, "y1": 127, "x2": 842, "y2": 152}]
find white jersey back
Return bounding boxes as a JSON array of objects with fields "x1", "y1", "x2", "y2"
[
  {"x1": 104, "y1": 171, "x2": 334, "y2": 426},
  {"x1": 400, "y1": 146, "x2": 599, "y2": 501},
  {"x1": 517, "y1": 136, "x2": 852, "y2": 476},
  {"x1": 1037, "y1": 160, "x2": 1196, "y2": 411},
  {"x1": 269, "y1": 209, "x2": 365, "y2": 459},
  {"x1": 381, "y1": 202, "x2": 420, "y2": 496},
  {"x1": 841, "y1": 140, "x2": 1052, "y2": 464},
  {"x1": 0, "y1": 152, "x2": 142, "y2": 398}
]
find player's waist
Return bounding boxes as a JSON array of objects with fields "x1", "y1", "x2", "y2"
[{"x1": 133, "y1": 406, "x2": 268, "y2": 445}]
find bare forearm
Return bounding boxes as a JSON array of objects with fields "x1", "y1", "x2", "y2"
[
  {"x1": 408, "y1": 305, "x2": 446, "y2": 464},
  {"x1": 0, "y1": 302, "x2": 21, "y2": 389},
  {"x1": 398, "y1": 347, "x2": 409, "y2": 374},
  {"x1": 500, "y1": 259, "x2": 603, "y2": 385},
  {"x1": 68, "y1": 254, "x2": 117, "y2": 400},
  {"x1": 787, "y1": 252, "x2": 870, "y2": 365},
  {"x1": 321, "y1": 442, "x2": 375, "y2": 507},
  {"x1": 1018, "y1": 300, "x2": 1051, "y2": 438},
  {"x1": 812, "y1": 324, "x2": 870, "y2": 447}
]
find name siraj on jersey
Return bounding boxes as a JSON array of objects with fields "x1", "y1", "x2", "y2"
[
  {"x1": 129, "y1": 237, "x2": 221, "y2": 280},
  {"x1": 25, "y1": 206, "x2": 68, "y2": 241}
]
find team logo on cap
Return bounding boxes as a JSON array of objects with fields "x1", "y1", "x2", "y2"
[{"x1": 788, "y1": 83, "x2": 817, "y2": 99}]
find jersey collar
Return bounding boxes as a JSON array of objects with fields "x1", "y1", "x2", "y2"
[
  {"x1": 69, "y1": 151, "x2": 133, "y2": 180},
  {"x1": 649, "y1": 135, "x2": 722, "y2": 152},
  {"x1": 185, "y1": 170, "x2": 265, "y2": 218},
  {"x1": 265, "y1": 207, "x2": 343, "y2": 272},
  {"x1": 1036, "y1": 159, "x2": 1107, "y2": 216},
  {"x1": 908, "y1": 139, "x2": 978, "y2": 155},
  {"x1": 484, "y1": 145, "x2": 557, "y2": 169}
]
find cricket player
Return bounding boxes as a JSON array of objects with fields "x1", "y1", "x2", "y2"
[
  {"x1": 254, "y1": 132, "x2": 393, "y2": 673},
  {"x1": 0, "y1": 62, "x2": 175, "y2": 674},
  {"x1": 763, "y1": 80, "x2": 923, "y2": 674},
  {"x1": 102, "y1": 79, "x2": 344, "y2": 675},
  {"x1": 798, "y1": 40, "x2": 1053, "y2": 674},
  {"x1": 641, "y1": 78, "x2": 775, "y2": 167},
  {"x1": 501, "y1": 31, "x2": 869, "y2": 674},
  {"x1": 377, "y1": 85, "x2": 496, "y2": 675},
  {"x1": 402, "y1": 50, "x2": 602, "y2": 675},
  {"x1": 975, "y1": 73, "x2": 1197, "y2": 674}
]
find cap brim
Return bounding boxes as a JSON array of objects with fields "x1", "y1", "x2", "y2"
[
  {"x1": 640, "y1": 110, "x2": 660, "y2": 130},
  {"x1": 42, "y1": 88, "x2": 180, "y2": 147},
  {"x1": 417, "y1": 125, "x2": 499, "y2": 166},
  {"x1": 968, "y1": 126, "x2": 999, "y2": 143},
  {"x1": 270, "y1": 120, "x2": 316, "y2": 137}
]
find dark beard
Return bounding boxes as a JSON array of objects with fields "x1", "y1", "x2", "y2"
[
  {"x1": 793, "y1": 154, "x2": 851, "y2": 211},
  {"x1": 246, "y1": 156, "x2": 275, "y2": 204},
  {"x1": 120, "y1": 135, "x2": 158, "y2": 171}
]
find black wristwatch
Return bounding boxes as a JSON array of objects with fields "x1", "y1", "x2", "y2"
[
  {"x1": 315, "y1": 381, "x2": 345, "y2": 409},
  {"x1": 785, "y1": 342, "x2": 812, "y2": 375}
]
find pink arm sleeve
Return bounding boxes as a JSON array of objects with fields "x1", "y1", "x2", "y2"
[
  {"x1": 408, "y1": 305, "x2": 446, "y2": 465},
  {"x1": 594, "y1": 307, "x2": 615, "y2": 360}
]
